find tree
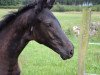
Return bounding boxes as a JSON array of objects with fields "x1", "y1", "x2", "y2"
[
  {"x1": 0, "y1": 0, "x2": 99, "y2": 6},
  {"x1": 0, "y1": 0, "x2": 20, "y2": 6}
]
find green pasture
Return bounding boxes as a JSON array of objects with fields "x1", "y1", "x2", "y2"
[{"x1": 0, "y1": 9, "x2": 100, "y2": 75}]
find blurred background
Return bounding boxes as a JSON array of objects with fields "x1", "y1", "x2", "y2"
[
  {"x1": 0, "y1": 0, "x2": 100, "y2": 75},
  {"x1": 0, "y1": 0, "x2": 100, "y2": 11}
]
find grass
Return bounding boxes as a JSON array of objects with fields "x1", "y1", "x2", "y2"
[{"x1": 0, "y1": 9, "x2": 100, "y2": 75}]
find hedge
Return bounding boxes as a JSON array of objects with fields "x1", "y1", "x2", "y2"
[
  {"x1": 0, "y1": 4, "x2": 100, "y2": 12},
  {"x1": 0, "y1": 6, "x2": 22, "y2": 9},
  {"x1": 51, "y1": 4, "x2": 100, "y2": 12}
]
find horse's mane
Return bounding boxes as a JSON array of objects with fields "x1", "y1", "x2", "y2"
[{"x1": 0, "y1": 2, "x2": 38, "y2": 31}]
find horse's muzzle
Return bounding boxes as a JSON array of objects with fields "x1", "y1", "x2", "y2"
[{"x1": 60, "y1": 49, "x2": 74, "y2": 60}]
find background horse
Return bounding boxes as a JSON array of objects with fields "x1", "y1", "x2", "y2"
[{"x1": 0, "y1": 0, "x2": 74, "y2": 75}]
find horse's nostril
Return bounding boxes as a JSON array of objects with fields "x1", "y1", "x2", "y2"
[
  {"x1": 71, "y1": 50, "x2": 73, "y2": 54},
  {"x1": 60, "y1": 49, "x2": 74, "y2": 60},
  {"x1": 69, "y1": 50, "x2": 73, "y2": 56}
]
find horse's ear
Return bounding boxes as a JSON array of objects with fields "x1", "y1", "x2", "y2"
[
  {"x1": 36, "y1": 0, "x2": 55, "y2": 9},
  {"x1": 36, "y1": 0, "x2": 49, "y2": 10},
  {"x1": 46, "y1": 0, "x2": 55, "y2": 9}
]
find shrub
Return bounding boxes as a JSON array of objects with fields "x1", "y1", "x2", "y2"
[
  {"x1": 92, "y1": 5, "x2": 100, "y2": 11},
  {"x1": 51, "y1": 3, "x2": 83, "y2": 12},
  {"x1": 51, "y1": 3, "x2": 66, "y2": 12},
  {"x1": 52, "y1": 4, "x2": 100, "y2": 12},
  {"x1": 0, "y1": 4, "x2": 100, "y2": 12},
  {"x1": 0, "y1": 6, "x2": 22, "y2": 9}
]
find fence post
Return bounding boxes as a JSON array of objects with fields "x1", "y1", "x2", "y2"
[{"x1": 78, "y1": 8, "x2": 91, "y2": 75}]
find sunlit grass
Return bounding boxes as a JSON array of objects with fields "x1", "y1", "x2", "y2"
[{"x1": 0, "y1": 9, "x2": 100, "y2": 75}]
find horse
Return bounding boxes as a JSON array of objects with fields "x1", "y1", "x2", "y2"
[{"x1": 0, "y1": 0, "x2": 74, "y2": 75}]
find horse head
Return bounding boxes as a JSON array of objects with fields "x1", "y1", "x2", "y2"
[{"x1": 28, "y1": 0, "x2": 74, "y2": 60}]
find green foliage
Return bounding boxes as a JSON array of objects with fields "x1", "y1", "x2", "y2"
[
  {"x1": 0, "y1": 0, "x2": 100, "y2": 11},
  {"x1": 1, "y1": 4, "x2": 100, "y2": 12},
  {"x1": 55, "y1": 0, "x2": 83, "y2": 5},
  {"x1": 52, "y1": 4, "x2": 82, "y2": 12},
  {"x1": 56, "y1": 0, "x2": 99, "y2": 5},
  {"x1": 0, "y1": 0, "x2": 100, "y2": 6},
  {"x1": 0, "y1": 6, "x2": 21, "y2": 9},
  {"x1": 0, "y1": 0, "x2": 21, "y2": 6},
  {"x1": 92, "y1": 5, "x2": 100, "y2": 11},
  {"x1": 52, "y1": 4, "x2": 100, "y2": 12},
  {"x1": 51, "y1": 3, "x2": 66, "y2": 12}
]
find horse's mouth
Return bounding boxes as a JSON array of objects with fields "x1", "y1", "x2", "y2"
[{"x1": 60, "y1": 53, "x2": 73, "y2": 60}]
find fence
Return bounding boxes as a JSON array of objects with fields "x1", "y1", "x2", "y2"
[
  {"x1": 78, "y1": 8, "x2": 91, "y2": 75},
  {"x1": 78, "y1": 8, "x2": 100, "y2": 75}
]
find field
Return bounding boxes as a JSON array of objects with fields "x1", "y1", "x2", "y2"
[{"x1": 0, "y1": 9, "x2": 100, "y2": 75}]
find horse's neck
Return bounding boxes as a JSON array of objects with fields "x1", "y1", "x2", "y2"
[
  {"x1": 0, "y1": 9, "x2": 32, "y2": 57},
  {"x1": 0, "y1": 23, "x2": 29, "y2": 75},
  {"x1": 0, "y1": 23, "x2": 29, "y2": 55},
  {"x1": 0, "y1": 9, "x2": 35, "y2": 75}
]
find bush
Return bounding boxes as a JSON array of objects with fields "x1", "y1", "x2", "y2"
[
  {"x1": 51, "y1": 3, "x2": 66, "y2": 12},
  {"x1": 52, "y1": 4, "x2": 82, "y2": 12},
  {"x1": 92, "y1": 5, "x2": 100, "y2": 11},
  {"x1": 0, "y1": 6, "x2": 22, "y2": 9},
  {"x1": 52, "y1": 4, "x2": 100, "y2": 12},
  {"x1": 0, "y1": 4, "x2": 100, "y2": 12}
]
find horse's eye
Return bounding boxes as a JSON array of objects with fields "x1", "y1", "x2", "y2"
[{"x1": 47, "y1": 23, "x2": 52, "y2": 27}]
